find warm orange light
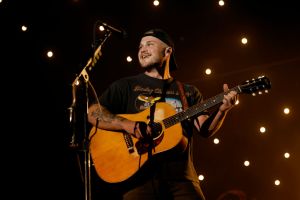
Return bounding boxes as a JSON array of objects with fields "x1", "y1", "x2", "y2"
[
  {"x1": 47, "y1": 51, "x2": 54, "y2": 58},
  {"x1": 283, "y1": 107, "x2": 290, "y2": 114},
  {"x1": 153, "y1": 0, "x2": 159, "y2": 6},
  {"x1": 198, "y1": 174, "x2": 204, "y2": 181},
  {"x1": 218, "y1": 0, "x2": 225, "y2": 6},
  {"x1": 241, "y1": 37, "x2": 248, "y2": 44},
  {"x1": 205, "y1": 68, "x2": 212, "y2": 75},
  {"x1": 126, "y1": 56, "x2": 132, "y2": 62}
]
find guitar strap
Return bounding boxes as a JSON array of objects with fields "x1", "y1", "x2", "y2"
[
  {"x1": 176, "y1": 80, "x2": 189, "y2": 111},
  {"x1": 147, "y1": 78, "x2": 174, "y2": 158},
  {"x1": 148, "y1": 79, "x2": 189, "y2": 158},
  {"x1": 146, "y1": 80, "x2": 190, "y2": 160},
  {"x1": 158, "y1": 78, "x2": 174, "y2": 102},
  {"x1": 175, "y1": 80, "x2": 193, "y2": 153}
]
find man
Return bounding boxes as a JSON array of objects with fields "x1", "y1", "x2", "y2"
[{"x1": 88, "y1": 28, "x2": 237, "y2": 199}]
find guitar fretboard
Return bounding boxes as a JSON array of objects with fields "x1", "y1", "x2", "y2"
[{"x1": 162, "y1": 86, "x2": 241, "y2": 128}]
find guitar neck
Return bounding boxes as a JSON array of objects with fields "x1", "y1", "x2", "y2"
[{"x1": 162, "y1": 86, "x2": 241, "y2": 128}]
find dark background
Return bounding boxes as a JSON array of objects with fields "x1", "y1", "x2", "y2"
[{"x1": 2, "y1": 0, "x2": 299, "y2": 199}]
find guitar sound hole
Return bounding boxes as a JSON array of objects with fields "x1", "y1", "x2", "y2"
[{"x1": 151, "y1": 122, "x2": 162, "y2": 138}]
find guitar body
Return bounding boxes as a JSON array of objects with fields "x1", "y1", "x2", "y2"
[{"x1": 89, "y1": 102, "x2": 185, "y2": 183}]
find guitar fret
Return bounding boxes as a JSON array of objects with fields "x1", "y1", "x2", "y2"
[{"x1": 163, "y1": 87, "x2": 241, "y2": 128}]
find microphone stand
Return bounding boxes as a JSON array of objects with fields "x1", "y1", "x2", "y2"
[{"x1": 68, "y1": 30, "x2": 112, "y2": 200}]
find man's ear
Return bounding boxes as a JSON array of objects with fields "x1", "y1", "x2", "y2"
[{"x1": 165, "y1": 47, "x2": 172, "y2": 55}]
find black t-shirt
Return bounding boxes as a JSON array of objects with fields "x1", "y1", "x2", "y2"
[
  {"x1": 100, "y1": 73, "x2": 202, "y2": 114},
  {"x1": 99, "y1": 73, "x2": 204, "y2": 184}
]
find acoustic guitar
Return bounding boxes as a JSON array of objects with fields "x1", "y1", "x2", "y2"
[{"x1": 89, "y1": 76, "x2": 271, "y2": 183}]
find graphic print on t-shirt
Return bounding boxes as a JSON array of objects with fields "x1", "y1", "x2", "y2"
[
  {"x1": 165, "y1": 97, "x2": 183, "y2": 112},
  {"x1": 135, "y1": 93, "x2": 183, "y2": 113}
]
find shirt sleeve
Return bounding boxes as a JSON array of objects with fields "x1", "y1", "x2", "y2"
[{"x1": 186, "y1": 84, "x2": 210, "y2": 116}]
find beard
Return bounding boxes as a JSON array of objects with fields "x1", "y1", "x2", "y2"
[
  {"x1": 143, "y1": 63, "x2": 159, "y2": 71},
  {"x1": 144, "y1": 62, "x2": 167, "y2": 74},
  {"x1": 140, "y1": 49, "x2": 167, "y2": 72},
  {"x1": 141, "y1": 59, "x2": 167, "y2": 73}
]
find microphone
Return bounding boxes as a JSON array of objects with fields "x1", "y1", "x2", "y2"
[{"x1": 98, "y1": 21, "x2": 127, "y2": 38}]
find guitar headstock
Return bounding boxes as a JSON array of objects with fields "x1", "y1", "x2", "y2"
[{"x1": 239, "y1": 76, "x2": 271, "y2": 95}]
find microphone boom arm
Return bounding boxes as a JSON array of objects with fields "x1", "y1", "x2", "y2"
[{"x1": 72, "y1": 31, "x2": 112, "y2": 87}]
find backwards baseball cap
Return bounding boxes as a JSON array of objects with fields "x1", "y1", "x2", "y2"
[{"x1": 142, "y1": 28, "x2": 178, "y2": 71}]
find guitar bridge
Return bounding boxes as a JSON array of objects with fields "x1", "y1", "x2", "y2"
[{"x1": 123, "y1": 132, "x2": 135, "y2": 153}]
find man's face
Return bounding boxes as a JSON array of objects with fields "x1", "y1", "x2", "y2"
[{"x1": 138, "y1": 36, "x2": 168, "y2": 69}]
